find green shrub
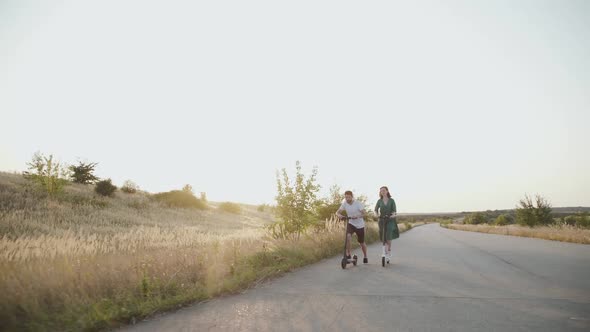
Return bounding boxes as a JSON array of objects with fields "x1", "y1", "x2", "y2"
[
  {"x1": 464, "y1": 212, "x2": 487, "y2": 225},
  {"x1": 121, "y1": 180, "x2": 139, "y2": 194},
  {"x1": 577, "y1": 216, "x2": 590, "y2": 228},
  {"x1": 95, "y1": 179, "x2": 117, "y2": 197},
  {"x1": 153, "y1": 190, "x2": 207, "y2": 209},
  {"x1": 439, "y1": 219, "x2": 452, "y2": 226},
  {"x1": 564, "y1": 212, "x2": 590, "y2": 228},
  {"x1": 69, "y1": 161, "x2": 99, "y2": 184},
  {"x1": 493, "y1": 214, "x2": 513, "y2": 226},
  {"x1": 218, "y1": 202, "x2": 242, "y2": 214}
]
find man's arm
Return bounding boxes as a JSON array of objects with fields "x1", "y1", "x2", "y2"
[
  {"x1": 352, "y1": 202, "x2": 366, "y2": 219},
  {"x1": 336, "y1": 208, "x2": 344, "y2": 219}
]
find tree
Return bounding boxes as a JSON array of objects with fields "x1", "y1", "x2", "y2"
[
  {"x1": 533, "y1": 195, "x2": 553, "y2": 225},
  {"x1": 316, "y1": 184, "x2": 344, "y2": 221},
  {"x1": 24, "y1": 151, "x2": 69, "y2": 195},
  {"x1": 516, "y1": 194, "x2": 552, "y2": 227},
  {"x1": 271, "y1": 161, "x2": 320, "y2": 239},
  {"x1": 69, "y1": 161, "x2": 99, "y2": 184}
]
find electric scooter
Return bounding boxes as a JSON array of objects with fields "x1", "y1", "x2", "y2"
[
  {"x1": 340, "y1": 216, "x2": 358, "y2": 269},
  {"x1": 379, "y1": 214, "x2": 392, "y2": 267}
]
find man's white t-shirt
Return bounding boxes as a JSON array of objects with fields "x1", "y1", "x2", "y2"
[{"x1": 339, "y1": 199, "x2": 365, "y2": 229}]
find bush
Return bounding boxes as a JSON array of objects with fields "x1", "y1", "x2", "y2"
[
  {"x1": 516, "y1": 194, "x2": 552, "y2": 227},
  {"x1": 564, "y1": 212, "x2": 590, "y2": 228},
  {"x1": 494, "y1": 214, "x2": 513, "y2": 226},
  {"x1": 464, "y1": 212, "x2": 487, "y2": 225},
  {"x1": 218, "y1": 202, "x2": 242, "y2": 214},
  {"x1": 95, "y1": 179, "x2": 117, "y2": 197},
  {"x1": 153, "y1": 190, "x2": 207, "y2": 209},
  {"x1": 69, "y1": 161, "x2": 99, "y2": 184},
  {"x1": 577, "y1": 216, "x2": 590, "y2": 228},
  {"x1": 121, "y1": 180, "x2": 139, "y2": 194},
  {"x1": 24, "y1": 151, "x2": 69, "y2": 195},
  {"x1": 257, "y1": 204, "x2": 267, "y2": 212}
]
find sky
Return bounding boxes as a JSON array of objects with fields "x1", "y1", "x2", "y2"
[{"x1": 1, "y1": 0, "x2": 589, "y2": 212}]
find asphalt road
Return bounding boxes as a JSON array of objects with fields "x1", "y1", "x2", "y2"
[{"x1": 120, "y1": 223, "x2": 590, "y2": 332}]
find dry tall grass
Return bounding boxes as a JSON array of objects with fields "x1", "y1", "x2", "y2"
[
  {"x1": 0, "y1": 172, "x2": 406, "y2": 331},
  {"x1": 442, "y1": 223, "x2": 590, "y2": 244}
]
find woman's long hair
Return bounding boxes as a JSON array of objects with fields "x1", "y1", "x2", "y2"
[{"x1": 379, "y1": 186, "x2": 392, "y2": 199}]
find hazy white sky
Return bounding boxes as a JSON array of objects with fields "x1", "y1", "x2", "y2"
[{"x1": 1, "y1": 0, "x2": 589, "y2": 212}]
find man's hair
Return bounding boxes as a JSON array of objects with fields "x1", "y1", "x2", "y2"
[{"x1": 344, "y1": 190, "x2": 353, "y2": 197}]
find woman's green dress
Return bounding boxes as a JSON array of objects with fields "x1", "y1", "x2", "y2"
[{"x1": 375, "y1": 198, "x2": 399, "y2": 241}]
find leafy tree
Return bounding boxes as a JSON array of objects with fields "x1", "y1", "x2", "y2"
[
  {"x1": 69, "y1": 161, "x2": 99, "y2": 184},
  {"x1": 24, "y1": 151, "x2": 69, "y2": 195},
  {"x1": 316, "y1": 184, "x2": 344, "y2": 221},
  {"x1": 516, "y1": 194, "x2": 552, "y2": 227},
  {"x1": 270, "y1": 161, "x2": 320, "y2": 239}
]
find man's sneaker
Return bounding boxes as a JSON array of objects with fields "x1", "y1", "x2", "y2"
[{"x1": 363, "y1": 257, "x2": 368, "y2": 264}]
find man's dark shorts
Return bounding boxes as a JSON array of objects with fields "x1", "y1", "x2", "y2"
[{"x1": 346, "y1": 223, "x2": 365, "y2": 243}]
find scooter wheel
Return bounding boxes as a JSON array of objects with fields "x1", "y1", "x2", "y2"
[
  {"x1": 382, "y1": 256, "x2": 385, "y2": 267},
  {"x1": 341, "y1": 258, "x2": 347, "y2": 269},
  {"x1": 352, "y1": 255, "x2": 357, "y2": 266}
]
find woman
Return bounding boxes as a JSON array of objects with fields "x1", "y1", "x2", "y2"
[{"x1": 374, "y1": 186, "x2": 399, "y2": 264}]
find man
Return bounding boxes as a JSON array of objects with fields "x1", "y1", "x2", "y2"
[{"x1": 336, "y1": 190, "x2": 368, "y2": 264}]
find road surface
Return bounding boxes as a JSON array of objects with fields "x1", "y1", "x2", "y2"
[{"x1": 120, "y1": 224, "x2": 590, "y2": 331}]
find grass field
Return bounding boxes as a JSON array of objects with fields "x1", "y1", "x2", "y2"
[
  {"x1": 0, "y1": 172, "x2": 412, "y2": 331},
  {"x1": 440, "y1": 222, "x2": 590, "y2": 244}
]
